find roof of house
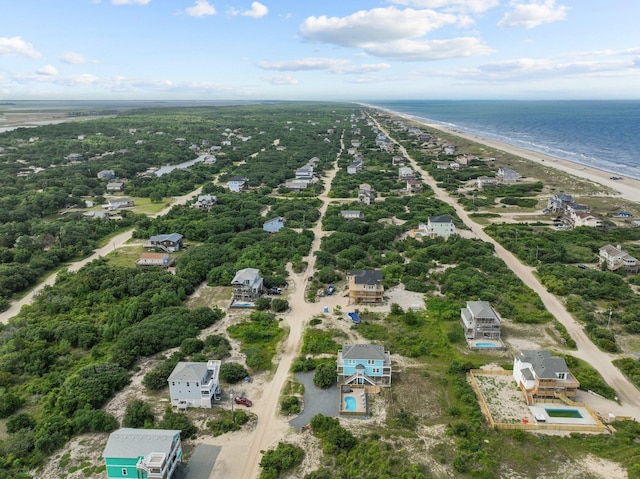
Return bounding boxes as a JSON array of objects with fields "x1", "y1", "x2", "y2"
[
  {"x1": 150, "y1": 233, "x2": 183, "y2": 243},
  {"x1": 517, "y1": 350, "x2": 570, "y2": 379},
  {"x1": 264, "y1": 216, "x2": 284, "y2": 226},
  {"x1": 428, "y1": 215, "x2": 453, "y2": 224},
  {"x1": 465, "y1": 301, "x2": 498, "y2": 319},
  {"x1": 341, "y1": 343, "x2": 387, "y2": 361},
  {"x1": 139, "y1": 253, "x2": 168, "y2": 260},
  {"x1": 341, "y1": 210, "x2": 362, "y2": 215},
  {"x1": 232, "y1": 267, "x2": 261, "y2": 284},
  {"x1": 168, "y1": 362, "x2": 209, "y2": 382},
  {"x1": 228, "y1": 176, "x2": 248, "y2": 182},
  {"x1": 348, "y1": 270, "x2": 383, "y2": 285},
  {"x1": 102, "y1": 428, "x2": 180, "y2": 459}
]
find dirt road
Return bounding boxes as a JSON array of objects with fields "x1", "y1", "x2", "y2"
[
  {"x1": 371, "y1": 115, "x2": 640, "y2": 417},
  {"x1": 209, "y1": 137, "x2": 345, "y2": 479},
  {"x1": 0, "y1": 186, "x2": 204, "y2": 324}
]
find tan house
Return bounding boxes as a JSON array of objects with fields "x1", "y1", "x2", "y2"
[
  {"x1": 599, "y1": 244, "x2": 639, "y2": 273},
  {"x1": 347, "y1": 270, "x2": 384, "y2": 304},
  {"x1": 513, "y1": 350, "x2": 580, "y2": 405}
]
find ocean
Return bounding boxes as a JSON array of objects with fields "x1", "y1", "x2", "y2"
[{"x1": 368, "y1": 100, "x2": 640, "y2": 180}]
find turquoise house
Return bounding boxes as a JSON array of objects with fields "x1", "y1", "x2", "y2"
[
  {"x1": 103, "y1": 428, "x2": 182, "y2": 479},
  {"x1": 337, "y1": 344, "x2": 392, "y2": 386}
]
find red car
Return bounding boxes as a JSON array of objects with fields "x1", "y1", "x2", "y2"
[{"x1": 234, "y1": 396, "x2": 252, "y2": 407}]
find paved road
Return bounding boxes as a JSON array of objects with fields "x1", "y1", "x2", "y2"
[
  {"x1": 0, "y1": 186, "x2": 204, "y2": 324},
  {"x1": 371, "y1": 114, "x2": 640, "y2": 418}
]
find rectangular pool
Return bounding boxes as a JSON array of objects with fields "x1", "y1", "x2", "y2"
[{"x1": 545, "y1": 408, "x2": 583, "y2": 419}]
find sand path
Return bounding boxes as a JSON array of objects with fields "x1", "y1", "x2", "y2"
[
  {"x1": 370, "y1": 113, "x2": 640, "y2": 419},
  {"x1": 207, "y1": 134, "x2": 345, "y2": 479},
  {"x1": 0, "y1": 186, "x2": 203, "y2": 324}
]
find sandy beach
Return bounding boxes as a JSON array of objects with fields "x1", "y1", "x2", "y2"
[{"x1": 371, "y1": 107, "x2": 640, "y2": 205}]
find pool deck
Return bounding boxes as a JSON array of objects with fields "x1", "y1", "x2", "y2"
[
  {"x1": 340, "y1": 388, "x2": 368, "y2": 416},
  {"x1": 529, "y1": 404, "x2": 597, "y2": 426}
]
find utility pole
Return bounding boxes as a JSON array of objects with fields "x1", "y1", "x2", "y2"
[
  {"x1": 607, "y1": 307, "x2": 612, "y2": 329},
  {"x1": 536, "y1": 245, "x2": 539, "y2": 261}
]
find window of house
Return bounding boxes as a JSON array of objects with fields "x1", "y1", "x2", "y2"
[
  {"x1": 372, "y1": 368, "x2": 381, "y2": 374},
  {"x1": 122, "y1": 468, "x2": 128, "y2": 476},
  {"x1": 367, "y1": 360, "x2": 375, "y2": 365},
  {"x1": 171, "y1": 382, "x2": 175, "y2": 386},
  {"x1": 196, "y1": 382, "x2": 199, "y2": 387},
  {"x1": 557, "y1": 372, "x2": 566, "y2": 380},
  {"x1": 186, "y1": 382, "x2": 190, "y2": 387}
]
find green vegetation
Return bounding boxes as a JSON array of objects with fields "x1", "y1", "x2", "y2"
[
  {"x1": 614, "y1": 357, "x2": 640, "y2": 390},
  {"x1": 208, "y1": 410, "x2": 250, "y2": 437},
  {"x1": 227, "y1": 311, "x2": 286, "y2": 372},
  {"x1": 259, "y1": 442, "x2": 304, "y2": 479},
  {"x1": 123, "y1": 399, "x2": 154, "y2": 428},
  {"x1": 313, "y1": 364, "x2": 337, "y2": 389},
  {"x1": 219, "y1": 362, "x2": 249, "y2": 384},
  {"x1": 280, "y1": 395, "x2": 301, "y2": 416}
]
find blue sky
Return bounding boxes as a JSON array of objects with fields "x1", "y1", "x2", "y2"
[{"x1": 1, "y1": 0, "x2": 639, "y2": 100}]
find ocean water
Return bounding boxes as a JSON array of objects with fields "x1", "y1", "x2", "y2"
[{"x1": 368, "y1": 100, "x2": 640, "y2": 180}]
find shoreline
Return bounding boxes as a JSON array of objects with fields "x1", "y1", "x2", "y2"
[{"x1": 370, "y1": 106, "x2": 640, "y2": 204}]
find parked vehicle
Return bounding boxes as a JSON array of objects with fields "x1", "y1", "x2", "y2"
[
  {"x1": 326, "y1": 285, "x2": 335, "y2": 296},
  {"x1": 234, "y1": 396, "x2": 252, "y2": 407}
]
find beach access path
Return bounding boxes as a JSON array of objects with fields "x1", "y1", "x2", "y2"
[{"x1": 370, "y1": 113, "x2": 640, "y2": 419}]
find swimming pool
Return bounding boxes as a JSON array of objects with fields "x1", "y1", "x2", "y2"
[
  {"x1": 545, "y1": 408, "x2": 583, "y2": 418},
  {"x1": 475, "y1": 342, "x2": 498, "y2": 348},
  {"x1": 344, "y1": 396, "x2": 356, "y2": 411},
  {"x1": 233, "y1": 302, "x2": 253, "y2": 308}
]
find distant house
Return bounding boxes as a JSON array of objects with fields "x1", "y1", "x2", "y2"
[
  {"x1": 477, "y1": 176, "x2": 497, "y2": 189},
  {"x1": 65, "y1": 153, "x2": 83, "y2": 161},
  {"x1": 168, "y1": 360, "x2": 222, "y2": 408},
  {"x1": 358, "y1": 184, "x2": 375, "y2": 205},
  {"x1": 571, "y1": 211, "x2": 602, "y2": 228},
  {"x1": 406, "y1": 179, "x2": 423, "y2": 194},
  {"x1": 460, "y1": 301, "x2": 502, "y2": 344},
  {"x1": 513, "y1": 350, "x2": 580, "y2": 404},
  {"x1": 418, "y1": 215, "x2": 456, "y2": 239},
  {"x1": 106, "y1": 182, "x2": 125, "y2": 192},
  {"x1": 341, "y1": 210, "x2": 364, "y2": 221},
  {"x1": 231, "y1": 268, "x2": 264, "y2": 301},
  {"x1": 192, "y1": 194, "x2": 217, "y2": 209},
  {"x1": 228, "y1": 176, "x2": 248, "y2": 192},
  {"x1": 148, "y1": 233, "x2": 183, "y2": 252},
  {"x1": 103, "y1": 428, "x2": 182, "y2": 479},
  {"x1": 497, "y1": 167, "x2": 521, "y2": 183},
  {"x1": 295, "y1": 165, "x2": 314, "y2": 182},
  {"x1": 285, "y1": 180, "x2": 310, "y2": 191},
  {"x1": 136, "y1": 252, "x2": 173, "y2": 268},
  {"x1": 347, "y1": 270, "x2": 384, "y2": 304},
  {"x1": 614, "y1": 211, "x2": 633, "y2": 218},
  {"x1": 337, "y1": 344, "x2": 392, "y2": 386},
  {"x1": 351, "y1": 140, "x2": 361, "y2": 148},
  {"x1": 443, "y1": 145, "x2": 456, "y2": 155},
  {"x1": 599, "y1": 244, "x2": 639, "y2": 273},
  {"x1": 392, "y1": 156, "x2": 406, "y2": 166},
  {"x1": 106, "y1": 197, "x2": 134, "y2": 210},
  {"x1": 347, "y1": 160, "x2": 364, "y2": 175},
  {"x1": 263, "y1": 216, "x2": 285, "y2": 233},
  {"x1": 97, "y1": 169, "x2": 116, "y2": 180},
  {"x1": 398, "y1": 167, "x2": 415, "y2": 180},
  {"x1": 547, "y1": 194, "x2": 574, "y2": 212}
]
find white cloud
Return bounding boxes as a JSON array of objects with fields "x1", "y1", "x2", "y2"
[
  {"x1": 36, "y1": 65, "x2": 58, "y2": 76},
  {"x1": 364, "y1": 37, "x2": 493, "y2": 61},
  {"x1": 569, "y1": 48, "x2": 640, "y2": 58},
  {"x1": 229, "y1": 2, "x2": 268, "y2": 18},
  {"x1": 300, "y1": 7, "x2": 460, "y2": 47},
  {"x1": 498, "y1": 0, "x2": 569, "y2": 29},
  {"x1": 257, "y1": 58, "x2": 350, "y2": 72},
  {"x1": 112, "y1": 0, "x2": 151, "y2": 5},
  {"x1": 0, "y1": 36, "x2": 42, "y2": 59},
  {"x1": 185, "y1": 0, "x2": 216, "y2": 17},
  {"x1": 262, "y1": 75, "x2": 298, "y2": 85},
  {"x1": 61, "y1": 51, "x2": 94, "y2": 64},
  {"x1": 389, "y1": 0, "x2": 499, "y2": 14}
]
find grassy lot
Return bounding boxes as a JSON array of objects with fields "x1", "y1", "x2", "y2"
[{"x1": 132, "y1": 197, "x2": 173, "y2": 215}]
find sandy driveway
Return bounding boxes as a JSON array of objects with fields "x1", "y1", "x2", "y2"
[
  {"x1": 370, "y1": 115, "x2": 640, "y2": 419},
  {"x1": 0, "y1": 186, "x2": 204, "y2": 325}
]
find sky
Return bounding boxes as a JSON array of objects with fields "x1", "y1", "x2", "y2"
[{"x1": 1, "y1": 0, "x2": 639, "y2": 101}]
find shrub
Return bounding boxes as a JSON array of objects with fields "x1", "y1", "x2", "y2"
[
  {"x1": 123, "y1": 399, "x2": 154, "y2": 428},
  {"x1": 220, "y1": 362, "x2": 248, "y2": 384},
  {"x1": 259, "y1": 442, "x2": 304, "y2": 479},
  {"x1": 271, "y1": 298, "x2": 289, "y2": 312},
  {"x1": 255, "y1": 297, "x2": 272, "y2": 311},
  {"x1": 180, "y1": 338, "x2": 205, "y2": 355},
  {"x1": 208, "y1": 410, "x2": 250, "y2": 436},
  {"x1": 280, "y1": 396, "x2": 301, "y2": 416},
  {"x1": 6, "y1": 412, "x2": 36, "y2": 434},
  {"x1": 313, "y1": 364, "x2": 336, "y2": 389},
  {"x1": 158, "y1": 407, "x2": 197, "y2": 439}
]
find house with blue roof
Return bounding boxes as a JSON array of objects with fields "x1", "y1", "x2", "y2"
[{"x1": 263, "y1": 216, "x2": 285, "y2": 233}]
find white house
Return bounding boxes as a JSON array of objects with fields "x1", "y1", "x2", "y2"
[
  {"x1": 477, "y1": 176, "x2": 497, "y2": 189},
  {"x1": 135, "y1": 253, "x2": 173, "y2": 268},
  {"x1": 168, "y1": 360, "x2": 222, "y2": 408},
  {"x1": 571, "y1": 211, "x2": 602, "y2": 228},
  {"x1": 192, "y1": 194, "x2": 217, "y2": 209},
  {"x1": 232, "y1": 268, "x2": 264, "y2": 301},
  {"x1": 398, "y1": 167, "x2": 415, "y2": 180},
  {"x1": 263, "y1": 216, "x2": 285, "y2": 233},
  {"x1": 599, "y1": 244, "x2": 639, "y2": 273},
  {"x1": 418, "y1": 215, "x2": 456, "y2": 239},
  {"x1": 97, "y1": 169, "x2": 116, "y2": 180},
  {"x1": 341, "y1": 210, "x2": 364, "y2": 220},
  {"x1": 228, "y1": 176, "x2": 248, "y2": 192},
  {"x1": 358, "y1": 184, "x2": 375, "y2": 205},
  {"x1": 347, "y1": 159, "x2": 364, "y2": 175},
  {"x1": 106, "y1": 197, "x2": 134, "y2": 210},
  {"x1": 497, "y1": 167, "x2": 521, "y2": 183},
  {"x1": 513, "y1": 350, "x2": 579, "y2": 403}
]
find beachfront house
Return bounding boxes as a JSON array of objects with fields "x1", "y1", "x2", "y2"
[
  {"x1": 497, "y1": 167, "x2": 521, "y2": 183},
  {"x1": 148, "y1": 233, "x2": 183, "y2": 252},
  {"x1": 513, "y1": 350, "x2": 580, "y2": 404},
  {"x1": 103, "y1": 428, "x2": 182, "y2": 479},
  {"x1": 547, "y1": 194, "x2": 574, "y2": 212},
  {"x1": 337, "y1": 344, "x2": 392, "y2": 386},
  {"x1": 571, "y1": 211, "x2": 603, "y2": 228},
  {"x1": 231, "y1": 268, "x2": 264, "y2": 302},
  {"x1": 460, "y1": 301, "x2": 502, "y2": 344},
  {"x1": 263, "y1": 216, "x2": 285, "y2": 233},
  {"x1": 599, "y1": 244, "x2": 639, "y2": 273},
  {"x1": 347, "y1": 270, "x2": 384, "y2": 304},
  {"x1": 418, "y1": 215, "x2": 457, "y2": 239},
  {"x1": 358, "y1": 184, "x2": 376, "y2": 205},
  {"x1": 477, "y1": 176, "x2": 497, "y2": 189},
  {"x1": 168, "y1": 360, "x2": 222, "y2": 408},
  {"x1": 228, "y1": 176, "x2": 248, "y2": 192},
  {"x1": 135, "y1": 252, "x2": 174, "y2": 268}
]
